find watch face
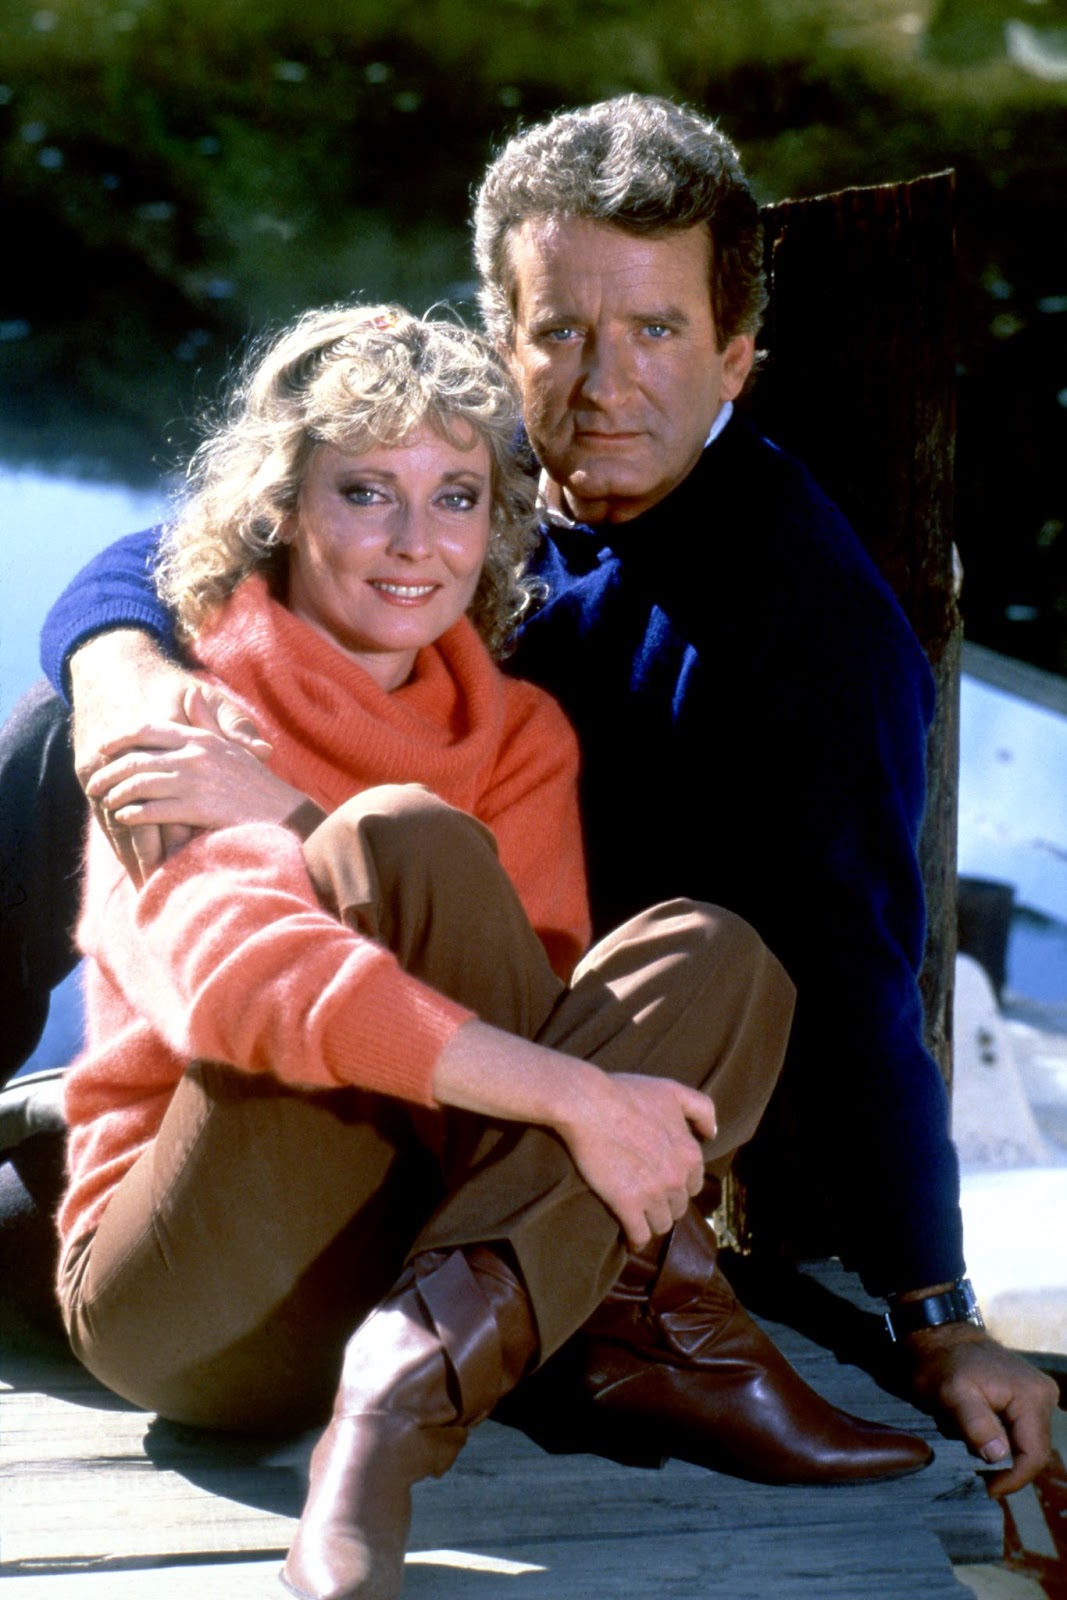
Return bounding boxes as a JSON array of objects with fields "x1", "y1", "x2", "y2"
[{"x1": 957, "y1": 1280, "x2": 985, "y2": 1329}]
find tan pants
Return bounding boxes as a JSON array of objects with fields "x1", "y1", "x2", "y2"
[{"x1": 59, "y1": 786, "x2": 794, "y2": 1431}]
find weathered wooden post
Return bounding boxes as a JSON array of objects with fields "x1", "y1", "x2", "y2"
[{"x1": 722, "y1": 171, "x2": 961, "y2": 1258}]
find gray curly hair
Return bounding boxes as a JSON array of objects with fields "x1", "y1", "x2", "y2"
[
  {"x1": 155, "y1": 304, "x2": 541, "y2": 658},
  {"x1": 474, "y1": 94, "x2": 767, "y2": 352}
]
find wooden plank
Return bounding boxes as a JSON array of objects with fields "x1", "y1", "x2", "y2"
[
  {"x1": 1, "y1": 1415, "x2": 964, "y2": 1570},
  {"x1": 0, "y1": 1562, "x2": 287, "y2": 1598},
  {"x1": 401, "y1": 1528, "x2": 973, "y2": 1599},
  {"x1": 0, "y1": 1259, "x2": 1003, "y2": 1595},
  {"x1": 0, "y1": 1526, "x2": 972, "y2": 1600},
  {"x1": 1, "y1": 1354, "x2": 998, "y2": 1577}
]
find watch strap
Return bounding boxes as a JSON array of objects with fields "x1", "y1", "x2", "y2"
[{"x1": 884, "y1": 1278, "x2": 984, "y2": 1342}]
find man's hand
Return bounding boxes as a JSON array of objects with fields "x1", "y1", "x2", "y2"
[
  {"x1": 70, "y1": 629, "x2": 267, "y2": 886},
  {"x1": 902, "y1": 1321, "x2": 1059, "y2": 1497}
]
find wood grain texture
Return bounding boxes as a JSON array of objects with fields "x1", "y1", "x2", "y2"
[{"x1": 1, "y1": 1260, "x2": 1001, "y2": 1596}]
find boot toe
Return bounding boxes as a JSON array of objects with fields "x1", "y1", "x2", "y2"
[{"x1": 820, "y1": 1416, "x2": 934, "y2": 1482}]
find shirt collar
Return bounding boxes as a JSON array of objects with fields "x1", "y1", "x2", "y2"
[{"x1": 538, "y1": 401, "x2": 734, "y2": 530}]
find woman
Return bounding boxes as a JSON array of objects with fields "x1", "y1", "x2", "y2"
[{"x1": 67, "y1": 305, "x2": 929, "y2": 1600}]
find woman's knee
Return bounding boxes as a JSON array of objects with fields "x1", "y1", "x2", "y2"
[
  {"x1": 302, "y1": 784, "x2": 524, "y2": 987},
  {"x1": 321, "y1": 784, "x2": 490, "y2": 846},
  {"x1": 305, "y1": 785, "x2": 499, "y2": 923},
  {"x1": 368, "y1": 785, "x2": 499, "y2": 862}
]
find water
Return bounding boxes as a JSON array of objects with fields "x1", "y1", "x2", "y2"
[{"x1": 0, "y1": 467, "x2": 167, "y2": 723}]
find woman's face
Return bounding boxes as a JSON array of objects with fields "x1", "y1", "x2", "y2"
[{"x1": 283, "y1": 421, "x2": 493, "y2": 691}]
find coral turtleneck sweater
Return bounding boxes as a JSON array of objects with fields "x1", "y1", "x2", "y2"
[{"x1": 60, "y1": 576, "x2": 588, "y2": 1258}]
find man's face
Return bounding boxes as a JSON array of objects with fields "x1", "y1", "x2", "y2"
[{"x1": 506, "y1": 216, "x2": 755, "y2": 524}]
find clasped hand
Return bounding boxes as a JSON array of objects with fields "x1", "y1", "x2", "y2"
[
  {"x1": 432, "y1": 1022, "x2": 717, "y2": 1253},
  {"x1": 556, "y1": 1070, "x2": 717, "y2": 1250}
]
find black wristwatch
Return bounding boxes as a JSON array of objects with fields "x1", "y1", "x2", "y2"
[{"x1": 884, "y1": 1278, "x2": 985, "y2": 1343}]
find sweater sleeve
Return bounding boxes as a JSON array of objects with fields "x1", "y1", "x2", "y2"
[
  {"x1": 79, "y1": 821, "x2": 474, "y2": 1106},
  {"x1": 40, "y1": 528, "x2": 177, "y2": 700},
  {"x1": 478, "y1": 682, "x2": 591, "y2": 981}
]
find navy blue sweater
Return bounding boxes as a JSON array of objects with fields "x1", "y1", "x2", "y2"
[{"x1": 41, "y1": 413, "x2": 964, "y2": 1296}]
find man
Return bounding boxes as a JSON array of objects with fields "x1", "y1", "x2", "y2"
[{"x1": 7, "y1": 94, "x2": 1058, "y2": 1490}]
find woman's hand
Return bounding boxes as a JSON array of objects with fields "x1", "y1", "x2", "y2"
[
  {"x1": 553, "y1": 1071, "x2": 716, "y2": 1249},
  {"x1": 432, "y1": 1020, "x2": 716, "y2": 1249},
  {"x1": 84, "y1": 685, "x2": 307, "y2": 864}
]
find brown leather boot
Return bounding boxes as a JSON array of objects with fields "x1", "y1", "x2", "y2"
[
  {"x1": 571, "y1": 1205, "x2": 933, "y2": 1484},
  {"x1": 280, "y1": 1245, "x2": 537, "y2": 1600}
]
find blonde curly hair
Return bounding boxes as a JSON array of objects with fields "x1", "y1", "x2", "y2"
[{"x1": 155, "y1": 305, "x2": 542, "y2": 658}]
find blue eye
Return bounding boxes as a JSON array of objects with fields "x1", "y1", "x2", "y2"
[
  {"x1": 439, "y1": 490, "x2": 478, "y2": 511},
  {"x1": 344, "y1": 483, "x2": 383, "y2": 505},
  {"x1": 644, "y1": 324, "x2": 671, "y2": 339}
]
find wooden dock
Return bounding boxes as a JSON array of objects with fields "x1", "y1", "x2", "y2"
[{"x1": 0, "y1": 1260, "x2": 1005, "y2": 1598}]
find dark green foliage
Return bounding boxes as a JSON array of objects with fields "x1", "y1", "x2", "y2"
[{"x1": 1, "y1": 0, "x2": 1064, "y2": 668}]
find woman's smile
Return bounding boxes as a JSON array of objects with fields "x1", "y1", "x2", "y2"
[{"x1": 368, "y1": 580, "x2": 440, "y2": 602}]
